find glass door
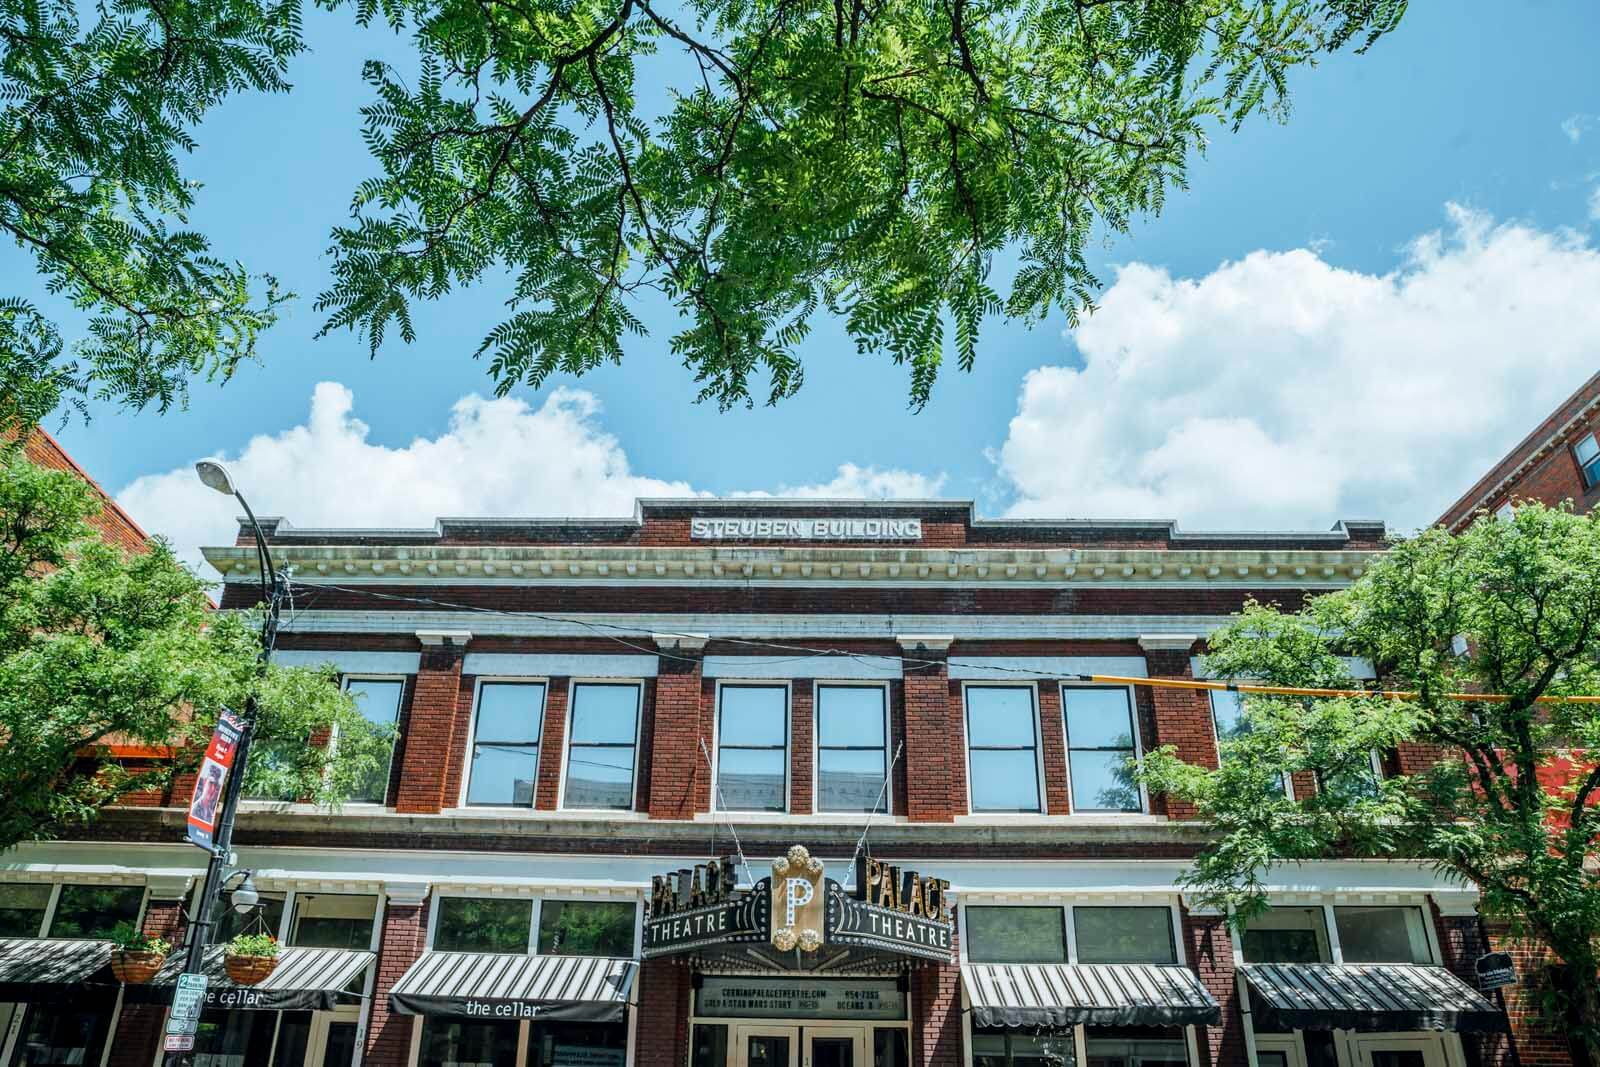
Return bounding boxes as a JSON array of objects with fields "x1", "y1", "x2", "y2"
[
  {"x1": 807, "y1": 1028, "x2": 865, "y2": 1067},
  {"x1": 733, "y1": 1026, "x2": 799, "y2": 1067},
  {"x1": 1351, "y1": 1038, "x2": 1447, "y2": 1067},
  {"x1": 302, "y1": 1013, "x2": 361, "y2": 1067}
]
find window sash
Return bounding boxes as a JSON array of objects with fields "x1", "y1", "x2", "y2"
[
  {"x1": 964, "y1": 906, "x2": 1068, "y2": 963},
  {"x1": 816, "y1": 686, "x2": 889, "y2": 813},
  {"x1": 966, "y1": 688, "x2": 1041, "y2": 813},
  {"x1": 564, "y1": 684, "x2": 640, "y2": 811},
  {"x1": 467, "y1": 683, "x2": 546, "y2": 807},
  {"x1": 1071, "y1": 906, "x2": 1176, "y2": 964},
  {"x1": 432, "y1": 897, "x2": 533, "y2": 954},
  {"x1": 342, "y1": 676, "x2": 405, "y2": 804},
  {"x1": 1063, "y1": 687, "x2": 1140, "y2": 813},
  {"x1": 716, "y1": 686, "x2": 789, "y2": 811}
]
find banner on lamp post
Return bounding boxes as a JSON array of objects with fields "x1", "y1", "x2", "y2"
[{"x1": 185, "y1": 710, "x2": 245, "y2": 852}]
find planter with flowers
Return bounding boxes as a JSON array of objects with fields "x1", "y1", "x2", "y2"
[
  {"x1": 109, "y1": 924, "x2": 172, "y2": 984},
  {"x1": 223, "y1": 933, "x2": 279, "y2": 986}
]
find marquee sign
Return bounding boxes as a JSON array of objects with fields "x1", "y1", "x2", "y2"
[
  {"x1": 642, "y1": 847, "x2": 955, "y2": 965},
  {"x1": 690, "y1": 518, "x2": 922, "y2": 541}
]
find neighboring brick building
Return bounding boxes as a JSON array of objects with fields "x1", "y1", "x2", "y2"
[
  {"x1": 1438, "y1": 370, "x2": 1600, "y2": 530},
  {"x1": 0, "y1": 500, "x2": 1524, "y2": 1067},
  {"x1": 16, "y1": 426, "x2": 150, "y2": 554}
]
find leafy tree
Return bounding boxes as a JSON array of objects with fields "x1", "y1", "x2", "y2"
[
  {"x1": 316, "y1": 0, "x2": 1407, "y2": 409},
  {"x1": 1138, "y1": 503, "x2": 1600, "y2": 1060},
  {"x1": 0, "y1": 0, "x2": 298, "y2": 428},
  {"x1": 0, "y1": 443, "x2": 390, "y2": 850}
]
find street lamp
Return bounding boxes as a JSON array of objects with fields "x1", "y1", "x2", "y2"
[{"x1": 165, "y1": 464, "x2": 286, "y2": 1065}]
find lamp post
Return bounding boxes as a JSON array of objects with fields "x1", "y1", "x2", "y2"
[{"x1": 165, "y1": 463, "x2": 285, "y2": 1064}]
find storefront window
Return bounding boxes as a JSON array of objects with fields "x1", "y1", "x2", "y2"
[
  {"x1": 1240, "y1": 907, "x2": 1331, "y2": 964},
  {"x1": 528, "y1": 1021, "x2": 627, "y2": 1067},
  {"x1": 965, "y1": 906, "x2": 1067, "y2": 963},
  {"x1": 1333, "y1": 906, "x2": 1431, "y2": 964},
  {"x1": 0, "y1": 885, "x2": 50, "y2": 937},
  {"x1": 214, "y1": 894, "x2": 286, "y2": 946},
  {"x1": 564, "y1": 684, "x2": 641, "y2": 810},
  {"x1": 536, "y1": 900, "x2": 635, "y2": 957},
  {"x1": 873, "y1": 1028, "x2": 909, "y2": 1067},
  {"x1": 965, "y1": 687, "x2": 1041, "y2": 813},
  {"x1": 419, "y1": 1019, "x2": 520, "y2": 1067},
  {"x1": 435, "y1": 897, "x2": 533, "y2": 953},
  {"x1": 467, "y1": 682, "x2": 547, "y2": 806},
  {"x1": 691, "y1": 1024, "x2": 728, "y2": 1067},
  {"x1": 189, "y1": 1008, "x2": 284, "y2": 1067},
  {"x1": 1083, "y1": 1028, "x2": 1187, "y2": 1067},
  {"x1": 344, "y1": 677, "x2": 405, "y2": 803},
  {"x1": 972, "y1": 1031, "x2": 1075, "y2": 1067},
  {"x1": 289, "y1": 893, "x2": 377, "y2": 949},
  {"x1": 8, "y1": 1001, "x2": 116, "y2": 1067},
  {"x1": 816, "y1": 686, "x2": 889, "y2": 813},
  {"x1": 715, "y1": 686, "x2": 788, "y2": 812},
  {"x1": 1062, "y1": 688, "x2": 1141, "y2": 813},
  {"x1": 46, "y1": 885, "x2": 142, "y2": 939},
  {"x1": 1073, "y1": 908, "x2": 1176, "y2": 964}
]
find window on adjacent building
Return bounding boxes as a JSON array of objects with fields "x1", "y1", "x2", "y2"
[
  {"x1": 816, "y1": 685, "x2": 889, "y2": 813},
  {"x1": 433, "y1": 897, "x2": 533, "y2": 954},
  {"x1": 1083, "y1": 1030, "x2": 1189, "y2": 1067},
  {"x1": 290, "y1": 894, "x2": 378, "y2": 950},
  {"x1": 535, "y1": 900, "x2": 636, "y2": 957},
  {"x1": 965, "y1": 687, "x2": 1042, "y2": 813},
  {"x1": 1062, "y1": 687, "x2": 1141, "y2": 813},
  {"x1": 715, "y1": 685, "x2": 788, "y2": 811},
  {"x1": 343, "y1": 677, "x2": 405, "y2": 804},
  {"x1": 1576, "y1": 433, "x2": 1600, "y2": 488},
  {"x1": 1073, "y1": 907, "x2": 1177, "y2": 964},
  {"x1": 466, "y1": 682, "x2": 547, "y2": 806},
  {"x1": 964, "y1": 906, "x2": 1067, "y2": 963},
  {"x1": 1333, "y1": 906, "x2": 1431, "y2": 964},
  {"x1": 1240, "y1": 907, "x2": 1332, "y2": 964},
  {"x1": 47, "y1": 885, "x2": 143, "y2": 940},
  {"x1": 563, "y1": 683, "x2": 641, "y2": 810},
  {"x1": 0, "y1": 885, "x2": 51, "y2": 938},
  {"x1": 973, "y1": 1032, "x2": 1075, "y2": 1067}
]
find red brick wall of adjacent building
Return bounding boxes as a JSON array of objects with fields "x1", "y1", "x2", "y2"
[
  {"x1": 911, "y1": 962, "x2": 963, "y2": 1067},
  {"x1": 396, "y1": 642, "x2": 467, "y2": 813},
  {"x1": 1182, "y1": 910, "x2": 1244, "y2": 1067},
  {"x1": 19, "y1": 428, "x2": 149, "y2": 555},
  {"x1": 105, "y1": 898, "x2": 188, "y2": 1067},
  {"x1": 636, "y1": 961, "x2": 693, "y2": 1067},
  {"x1": 366, "y1": 899, "x2": 430, "y2": 1067}
]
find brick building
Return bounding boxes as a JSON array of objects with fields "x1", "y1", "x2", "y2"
[
  {"x1": 1438, "y1": 369, "x2": 1600, "y2": 530},
  {"x1": 0, "y1": 500, "x2": 1525, "y2": 1067}
]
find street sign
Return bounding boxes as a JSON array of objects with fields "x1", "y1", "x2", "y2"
[
  {"x1": 163, "y1": 1034, "x2": 194, "y2": 1053},
  {"x1": 167, "y1": 973, "x2": 210, "y2": 1036},
  {"x1": 1476, "y1": 951, "x2": 1517, "y2": 990}
]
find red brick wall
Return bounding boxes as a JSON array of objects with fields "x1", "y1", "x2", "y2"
[
  {"x1": 1038, "y1": 685, "x2": 1069, "y2": 814},
  {"x1": 911, "y1": 962, "x2": 963, "y2": 1067},
  {"x1": 903, "y1": 653, "x2": 956, "y2": 822},
  {"x1": 106, "y1": 898, "x2": 187, "y2": 1067},
  {"x1": 396, "y1": 642, "x2": 466, "y2": 813},
  {"x1": 635, "y1": 961, "x2": 692, "y2": 1067},
  {"x1": 1182, "y1": 910, "x2": 1244, "y2": 1067},
  {"x1": 791, "y1": 682, "x2": 814, "y2": 815},
  {"x1": 648, "y1": 651, "x2": 708, "y2": 819},
  {"x1": 365, "y1": 899, "x2": 429, "y2": 1067},
  {"x1": 21, "y1": 428, "x2": 149, "y2": 555},
  {"x1": 536, "y1": 679, "x2": 571, "y2": 810},
  {"x1": 1486, "y1": 926, "x2": 1580, "y2": 1067},
  {"x1": 1142, "y1": 648, "x2": 1216, "y2": 820}
]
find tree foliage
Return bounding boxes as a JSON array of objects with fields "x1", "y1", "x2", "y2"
[
  {"x1": 0, "y1": 443, "x2": 390, "y2": 851},
  {"x1": 0, "y1": 0, "x2": 298, "y2": 428},
  {"x1": 1138, "y1": 503, "x2": 1600, "y2": 1055},
  {"x1": 316, "y1": 0, "x2": 1407, "y2": 409}
]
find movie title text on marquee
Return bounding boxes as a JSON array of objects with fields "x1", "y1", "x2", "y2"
[{"x1": 690, "y1": 518, "x2": 922, "y2": 541}]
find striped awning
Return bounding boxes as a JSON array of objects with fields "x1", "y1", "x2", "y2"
[
  {"x1": 961, "y1": 964, "x2": 1221, "y2": 1028},
  {"x1": 1242, "y1": 963, "x2": 1505, "y2": 1034},
  {"x1": 0, "y1": 938, "x2": 115, "y2": 1001},
  {"x1": 127, "y1": 946, "x2": 374, "y2": 1011},
  {"x1": 390, "y1": 953, "x2": 636, "y2": 1021}
]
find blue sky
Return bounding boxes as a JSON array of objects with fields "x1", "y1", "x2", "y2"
[{"x1": 18, "y1": 1, "x2": 1600, "y2": 565}]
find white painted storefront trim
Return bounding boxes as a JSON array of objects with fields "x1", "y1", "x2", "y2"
[
  {"x1": 702, "y1": 655, "x2": 902, "y2": 680},
  {"x1": 460, "y1": 653, "x2": 659, "y2": 677},
  {"x1": 273, "y1": 650, "x2": 422, "y2": 674},
  {"x1": 948, "y1": 656, "x2": 1148, "y2": 679}
]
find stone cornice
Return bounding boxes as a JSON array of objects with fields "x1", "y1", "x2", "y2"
[{"x1": 203, "y1": 543, "x2": 1376, "y2": 587}]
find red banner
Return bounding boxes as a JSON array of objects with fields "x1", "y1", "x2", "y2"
[{"x1": 186, "y1": 710, "x2": 245, "y2": 851}]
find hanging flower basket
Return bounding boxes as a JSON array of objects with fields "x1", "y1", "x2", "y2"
[
  {"x1": 223, "y1": 933, "x2": 280, "y2": 986},
  {"x1": 110, "y1": 950, "x2": 168, "y2": 984}
]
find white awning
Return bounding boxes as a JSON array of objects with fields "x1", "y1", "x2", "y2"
[
  {"x1": 132, "y1": 946, "x2": 374, "y2": 1011},
  {"x1": 961, "y1": 963, "x2": 1220, "y2": 1028},
  {"x1": 390, "y1": 953, "x2": 636, "y2": 1021},
  {"x1": 0, "y1": 938, "x2": 113, "y2": 1000},
  {"x1": 1242, "y1": 963, "x2": 1504, "y2": 1033}
]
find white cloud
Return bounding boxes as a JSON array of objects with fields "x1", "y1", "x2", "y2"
[
  {"x1": 997, "y1": 204, "x2": 1600, "y2": 533},
  {"x1": 737, "y1": 464, "x2": 946, "y2": 500},
  {"x1": 1563, "y1": 113, "x2": 1593, "y2": 143},
  {"x1": 117, "y1": 383, "x2": 941, "y2": 571}
]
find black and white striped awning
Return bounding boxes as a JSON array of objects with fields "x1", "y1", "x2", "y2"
[
  {"x1": 390, "y1": 953, "x2": 636, "y2": 1021},
  {"x1": 127, "y1": 946, "x2": 374, "y2": 1011},
  {"x1": 1242, "y1": 963, "x2": 1505, "y2": 1034},
  {"x1": 962, "y1": 964, "x2": 1221, "y2": 1028},
  {"x1": 0, "y1": 938, "x2": 115, "y2": 1001}
]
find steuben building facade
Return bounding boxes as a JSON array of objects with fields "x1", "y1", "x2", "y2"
[{"x1": 0, "y1": 499, "x2": 1535, "y2": 1067}]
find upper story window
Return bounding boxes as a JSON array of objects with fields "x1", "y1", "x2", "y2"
[
  {"x1": 965, "y1": 906, "x2": 1067, "y2": 963},
  {"x1": 466, "y1": 682, "x2": 547, "y2": 807},
  {"x1": 0, "y1": 885, "x2": 51, "y2": 937},
  {"x1": 1209, "y1": 690, "x2": 1290, "y2": 797},
  {"x1": 289, "y1": 893, "x2": 378, "y2": 949},
  {"x1": 1576, "y1": 432, "x2": 1600, "y2": 488},
  {"x1": 715, "y1": 685, "x2": 788, "y2": 812},
  {"x1": 434, "y1": 897, "x2": 534, "y2": 954},
  {"x1": 815, "y1": 685, "x2": 889, "y2": 813},
  {"x1": 1240, "y1": 906, "x2": 1331, "y2": 963},
  {"x1": 965, "y1": 686, "x2": 1042, "y2": 813},
  {"x1": 344, "y1": 677, "x2": 405, "y2": 804},
  {"x1": 536, "y1": 900, "x2": 636, "y2": 957},
  {"x1": 1073, "y1": 907, "x2": 1176, "y2": 964},
  {"x1": 48, "y1": 884, "x2": 144, "y2": 939},
  {"x1": 1062, "y1": 687, "x2": 1141, "y2": 813},
  {"x1": 1334, "y1": 905, "x2": 1431, "y2": 964},
  {"x1": 563, "y1": 683, "x2": 642, "y2": 810}
]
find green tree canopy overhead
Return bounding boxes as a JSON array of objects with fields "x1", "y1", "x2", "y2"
[
  {"x1": 0, "y1": 443, "x2": 391, "y2": 850},
  {"x1": 1137, "y1": 503, "x2": 1600, "y2": 1058},
  {"x1": 316, "y1": 0, "x2": 1406, "y2": 408}
]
